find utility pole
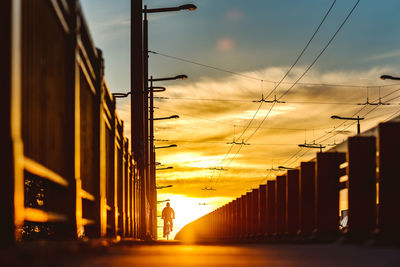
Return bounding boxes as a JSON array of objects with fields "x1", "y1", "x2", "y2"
[
  {"x1": 149, "y1": 77, "x2": 156, "y2": 239},
  {"x1": 131, "y1": 0, "x2": 146, "y2": 240},
  {"x1": 143, "y1": 5, "x2": 151, "y2": 239}
]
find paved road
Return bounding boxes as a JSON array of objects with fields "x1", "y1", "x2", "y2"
[
  {"x1": 2, "y1": 241, "x2": 400, "y2": 266},
  {"x1": 69, "y1": 241, "x2": 400, "y2": 267}
]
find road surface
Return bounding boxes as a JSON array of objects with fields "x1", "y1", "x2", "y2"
[
  {"x1": 72, "y1": 241, "x2": 400, "y2": 267},
  {"x1": 2, "y1": 241, "x2": 400, "y2": 266}
]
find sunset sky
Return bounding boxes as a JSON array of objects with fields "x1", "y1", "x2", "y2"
[{"x1": 81, "y1": 0, "x2": 400, "y2": 238}]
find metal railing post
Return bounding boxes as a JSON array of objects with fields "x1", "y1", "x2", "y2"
[
  {"x1": 299, "y1": 162, "x2": 316, "y2": 236},
  {"x1": 245, "y1": 192, "x2": 252, "y2": 238},
  {"x1": 241, "y1": 194, "x2": 247, "y2": 238},
  {"x1": 315, "y1": 152, "x2": 345, "y2": 240},
  {"x1": 267, "y1": 180, "x2": 276, "y2": 237},
  {"x1": 378, "y1": 122, "x2": 400, "y2": 240},
  {"x1": 236, "y1": 197, "x2": 242, "y2": 239},
  {"x1": 347, "y1": 136, "x2": 377, "y2": 238},
  {"x1": 276, "y1": 175, "x2": 287, "y2": 237},
  {"x1": 286, "y1": 169, "x2": 300, "y2": 236},
  {"x1": 1, "y1": 0, "x2": 24, "y2": 246},
  {"x1": 259, "y1": 184, "x2": 267, "y2": 237},
  {"x1": 252, "y1": 189, "x2": 260, "y2": 237}
]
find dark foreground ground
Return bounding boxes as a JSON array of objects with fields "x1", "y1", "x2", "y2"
[{"x1": 2, "y1": 240, "x2": 400, "y2": 266}]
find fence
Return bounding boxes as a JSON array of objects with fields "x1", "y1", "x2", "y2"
[
  {"x1": 175, "y1": 120, "x2": 400, "y2": 242},
  {"x1": 1, "y1": 0, "x2": 143, "y2": 246}
]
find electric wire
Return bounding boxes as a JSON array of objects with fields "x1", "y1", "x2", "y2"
[
  {"x1": 200, "y1": 0, "x2": 360, "y2": 197},
  {"x1": 160, "y1": 96, "x2": 374, "y2": 105},
  {"x1": 277, "y1": 0, "x2": 361, "y2": 101},
  {"x1": 221, "y1": 0, "x2": 361, "y2": 158},
  {"x1": 264, "y1": 0, "x2": 337, "y2": 100},
  {"x1": 148, "y1": 50, "x2": 398, "y2": 88},
  {"x1": 384, "y1": 109, "x2": 400, "y2": 122}
]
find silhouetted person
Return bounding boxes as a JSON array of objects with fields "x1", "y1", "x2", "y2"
[{"x1": 162, "y1": 202, "x2": 175, "y2": 237}]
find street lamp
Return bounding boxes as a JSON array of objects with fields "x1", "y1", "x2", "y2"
[
  {"x1": 144, "y1": 4, "x2": 197, "y2": 14},
  {"x1": 380, "y1": 75, "x2": 400, "y2": 81},
  {"x1": 155, "y1": 144, "x2": 177, "y2": 149},
  {"x1": 148, "y1": 161, "x2": 161, "y2": 166},
  {"x1": 331, "y1": 115, "x2": 364, "y2": 134},
  {"x1": 153, "y1": 115, "x2": 179, "y2": 120},
  {"x1": 278, "y1": 166, "x2": 295, "y2": 170},
  {"x1": 150, "y1": 75, "x2": 188, "y2": 82},
  {"x1": 156, "y1": 185, "x2": 173, "y2": 189},
  {"x1": 148, "y1": 86, "x2": 166, "y2": 93},
  {"x1": 112, "y1": 91, "x2": 131, "y2": 98}
]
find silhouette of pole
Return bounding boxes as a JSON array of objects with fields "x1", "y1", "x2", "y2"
[
  {"x1": 142, "y1": 4, "x2": 195, "y2": 238},
  {"x1": 131, "y1": 0, "x2": 146, "y2": 240}
]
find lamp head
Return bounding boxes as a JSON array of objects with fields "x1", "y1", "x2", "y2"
[
  {"x1": 331, "y1": 115, "x2": 341, "y2": 119},
  {"x1": 179, "y1": 4, "x2": 197, "y2": 11},
  {"x1": 175, "y1": 74, "x2": 188, "y2": 80},
  {"x1": 170, "y1": 115, "x2": 180, "y2": 119},
  {"x1": 380, "y1": 75, "x2": 392, "y2": 80}
]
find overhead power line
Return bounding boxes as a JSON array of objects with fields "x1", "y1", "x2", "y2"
[
  {"x1": 265, "y1": 0, "x2": 337, "y2": 100},
  {"x1": 242, "y1": 0, "x2": 362, "y2": 154},
  {"x1": 157, "y1": 107, "x2": 330, "y2": 130},
  {"x1": 158, "y1": 96, "x2": 386, "y2": 106},
  {"x1": 148, "y1": 50, "x2": 397, "y2": 88},
  {"x1": 315, "y1": 87, "x2": 400, "y2": 142},
  {"x1": 277, "y1": 0, "x2": 361, "y2": 101},
  {"x1": 200, "y1": 0, "x2": 361, "y2": 197},
  {"x1": 204, "y1": 0, "x2": 326, "y2": 192}
]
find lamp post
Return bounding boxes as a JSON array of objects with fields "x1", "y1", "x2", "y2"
[
  {"x1": 148, "y1": 75, "x2": 184, "y2": 241},
  {"x1": 331, "y1": 115, "x2": 365, "y2": 134},
  {"x1": 139, "y1": 2, "x2": 195, "y2": 240}
]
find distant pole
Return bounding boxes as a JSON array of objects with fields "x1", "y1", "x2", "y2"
[
  {"x1": 143, "y1": 5, "x2": 151, "y2": 238},
  {"x1": 357, "y1": 116, "x2": 361, "y2": 134},
  {"x1": 131, "y1": 0, "x2": 146, "y2": 240},
  {"x1": 149, "y1": 77, "x2": 156, "y2": 238}
]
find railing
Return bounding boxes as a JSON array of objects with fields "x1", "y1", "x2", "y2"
[
  {"x1": 176, "y1": 121, "x2": 400, "y2": 242},
  {"x1": 1, "y1": 0, "x2": 142, "y2": 246}
]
